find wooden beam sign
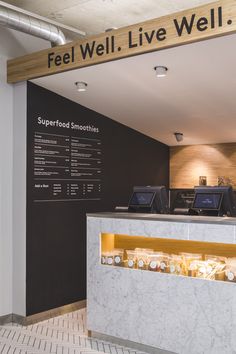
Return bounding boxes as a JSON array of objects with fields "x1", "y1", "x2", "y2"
[{"x1": 7, "y1": 0, "x2": 236, "y2": 83}]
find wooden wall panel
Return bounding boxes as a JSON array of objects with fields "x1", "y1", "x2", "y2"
[{"x1": 170, "y1": 143, "x2": 236, "y2": 188}]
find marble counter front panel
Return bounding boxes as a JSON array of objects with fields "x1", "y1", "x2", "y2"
[{"x1": 87, "y1": 216, "x2": 236, "y2": 354}]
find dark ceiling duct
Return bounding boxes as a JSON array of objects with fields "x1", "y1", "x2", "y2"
[{"x1": 0, "y1": 4, "x2": 66, "y2": 47}]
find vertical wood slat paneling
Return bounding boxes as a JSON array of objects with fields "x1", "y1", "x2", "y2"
[{"x1": 170, "y1": 143, "x2": 236, "y2": 188}]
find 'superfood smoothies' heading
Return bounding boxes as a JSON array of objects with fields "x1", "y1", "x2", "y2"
[{"x1": 37, "y1": 117, "x2": 99, "y2": 133}]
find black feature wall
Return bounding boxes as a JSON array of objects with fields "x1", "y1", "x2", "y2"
[{"x1": 27, "y1": 82, "x2": 169, "y2": 315}]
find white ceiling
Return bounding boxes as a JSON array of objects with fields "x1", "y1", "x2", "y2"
[
  {"x1": 3, "y1": 0, "x2": 235, "y2": 147},
  {"x1": 3, "y1": 0, "x2": 215, "y2": 36},
  {"x1": 0, "y1": 0, "x2": 215, "y2": 61},
  {"x1": 0, "y1": 0, "x2": 216, "y2": 55},
  {"x1": 32, "y1": 33, "x2": 236, "y2": 146}
]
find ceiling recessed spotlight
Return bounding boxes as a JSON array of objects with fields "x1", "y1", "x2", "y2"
[
  {"x1": 154, "y1": 66, "x2": 168, "y2": 77},
  {"x1": 75, "y1": 81, "x2": 88, "y2": 92},
  {"x1": 105, "y1": 27, "x2": 118, "y2": 32},
  {"x1": 174, "y1": 132, "x2": 183, "y2": 142}
]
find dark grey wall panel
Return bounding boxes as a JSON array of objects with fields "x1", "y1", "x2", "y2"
[{"x1": 26, "y1": 82, "x2": 169, "y2": 315}]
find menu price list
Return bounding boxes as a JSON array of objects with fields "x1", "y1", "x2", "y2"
[
  {"x1": 33, "y1": 181, "x2": 101, "y2": 200},
  {"x1": 33, "y1": 132, "x2": 102, "y2": 201}
]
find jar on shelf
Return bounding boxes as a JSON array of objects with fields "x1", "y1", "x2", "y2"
[
  {"x1": 215, "y1": 268, "x2": 226, "y2": 281},
  {"x1": 169, "y1": 255, "x2": 183, "y2": 275},
  {"x1": 101, "y1": 251, "x2": 114, "y2": 265},
  {"x1": 180, "y1": 252, "x2": 202, "y2": 275},
  {"x1": 147, "y1": 252, "x2": 163, "y2": 271},
  {"x1": 113, "y1": 249, "x2": 124, "y2": 267},
  {"x1": 126, "y1": 250, "x2": 137, "y2": 269},
  {"x1": 101, "y1": 252, "x2": 108, "y2": 265},
  {"x1": 204, "y1": 255, "x2": 226, "y2": 281},
  {"x1": 187, "y1": 260, "x2": 198, "y2": 277},
  {"x1": 197, "y1": 260, "x2": 216, "y2": 279},
  {"x1": 160, "y1": 254, "x2": 170, "y2": 273},
  {"x1": 135, "y1": 248, "x2": 153, "y2": 270},
  {"x1": 187, "y1": 260, "x2": 211, "y2": 278},
  {"x1": 225, "y1": 258, "x2": 236, "y2": 282},
  {"x1": 188, "y1": 259, "x2": 226, "y2": 280},
  {"x1": 208, "y1": 261, "x2": 225, "y2": 280}
]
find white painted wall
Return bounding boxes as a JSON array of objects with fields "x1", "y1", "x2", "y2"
[
  {"x1": 0, "y1": 28, "x2": 28, "y2": 317},
  {"x1": 12, "y1": 82, "x2": 27, "y2": 316},
  {"x1": 0, "y1": 26, "x2": 51, "y2": 317},
  {"x1": 0, "y1": 55, "x2": 13, "y2": 316}
]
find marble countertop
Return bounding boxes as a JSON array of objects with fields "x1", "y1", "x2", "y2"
[{"x1": 87, "y1": 212, "x2": 236, "y2": 225}]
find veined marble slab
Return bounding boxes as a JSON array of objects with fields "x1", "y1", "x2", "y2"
[
  {"x1": 87, "y1": 216, "x2": 236, "y2": 354},
  {"x1": 87, "y1": 212, "x2": 236, "y2": 225}
]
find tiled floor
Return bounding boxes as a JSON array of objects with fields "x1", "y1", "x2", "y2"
[{"x1": 0, "y1": 309, "x2": 146, "y2": 354}]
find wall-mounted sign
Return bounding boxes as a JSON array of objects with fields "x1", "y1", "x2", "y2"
[
  {"x1": 31, "y1": 116, "x2": 102, "y2": 202},
  {"x1": 7, "y1": 0, "x2": 236, "y2": 83}
]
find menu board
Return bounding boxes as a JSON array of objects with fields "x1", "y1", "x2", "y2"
[{"x1": 31, "y1": 119, "x2": 102, "y2": 202}]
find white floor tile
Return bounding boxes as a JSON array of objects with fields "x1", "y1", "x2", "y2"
[{"x1": 0, "y1": 309, "x2": 146, "y2": 354}]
